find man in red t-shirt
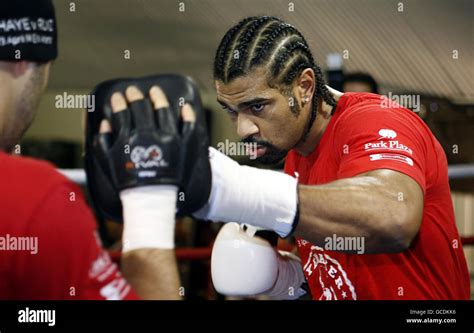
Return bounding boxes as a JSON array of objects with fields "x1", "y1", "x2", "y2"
[
  {"x1": 283, "y1": 92, "x2": 469, "y2": 299},
  {"x1": 0, "y1": 0, "x2": 186, "y2": 300},
  {"x1": 196, "y1": 16, "x2": 470, "y2": 300},
  {"x1": 0, "y1": 153, "x2": 140, "y2": 300}
]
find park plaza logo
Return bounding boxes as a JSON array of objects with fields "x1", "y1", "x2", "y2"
[
  {"x1": 365, "y1": 129, "x2": 413, "y2": 154},
  {"x1": 364, "y1": 129, "x2": 414, "y2": 167},
  {"x1": 378, "y1": 129, "x2": 397, "y2": 139}
]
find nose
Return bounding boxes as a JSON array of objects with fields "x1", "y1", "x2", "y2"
[{"x1": 236, "y1": 113, "x2": 259, "y2": 139}]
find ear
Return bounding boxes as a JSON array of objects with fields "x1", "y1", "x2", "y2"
[{"x1": 296, "y1": 68, "x2": 316, "y2": 101}]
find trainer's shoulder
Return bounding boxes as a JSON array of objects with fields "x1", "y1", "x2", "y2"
[
  {"x1": 0, "y1": 152, "x2": 71, "y2": 190},
  {"x1": 0, "y1": 153, "x2": 81, "y2": 229}
]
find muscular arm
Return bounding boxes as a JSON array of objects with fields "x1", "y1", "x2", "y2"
[
  {"x1": 122, "y1": 249, "x2": 181, "y2": 300},
  {"x1": 296, "y1": 169, "x2": 424, "y2": 253}
]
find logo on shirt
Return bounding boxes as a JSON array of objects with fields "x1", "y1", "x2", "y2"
[
  {"x1": 363, "y1": 128, "x2": 414, "y2": 166},
  {"x1": 89, "y1": 251, "x2": 131, "y2": 300},
  {"x1": 302, "y1": 245, "x2": 357, "y2": 300},
  {"x1": 378, "y1": 129, "x2": 397, "y2": 139},
  {"x1": 370, "y1": 153, "x2": 414, "y2": 166},
  {"x1": 100, "y1": 277, "x2": 131, "y2": 300}
]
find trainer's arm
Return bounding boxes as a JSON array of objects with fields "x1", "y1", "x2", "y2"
[
  {"x1": 296, "y1": 169, "x2": 423, "y2": 253},
  {"x1": 117, "y1": 185, "x2": 182, "y2": 300},
  {"x1": 122, "y1": 249, "x2": 181, "y2": 300},
  {"x1": 99, "y1": 86, "x2": 187, "y2": 300}
]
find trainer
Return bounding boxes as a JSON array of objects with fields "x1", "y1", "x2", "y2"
[{"x1": 0, "y1": 0, "x2": 183, "y2": 300}]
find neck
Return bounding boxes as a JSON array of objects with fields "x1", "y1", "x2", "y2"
[{"x1": 294, "y1": 86, "x2": 343, "y2": 156}]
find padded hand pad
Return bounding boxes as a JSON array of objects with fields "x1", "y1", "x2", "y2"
[{"x1": 84, "y1": 74, "x2": 211, "y2": 223}]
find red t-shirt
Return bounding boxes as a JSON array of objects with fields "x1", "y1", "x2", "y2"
[
  {"x1": 284, "y1": 93, "x2": 470, "y2": 300},
  {"x1": 0, "y1": 153, "x2": 139, "y2": 300}
]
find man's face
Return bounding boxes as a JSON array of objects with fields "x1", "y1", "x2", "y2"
[{"x1": 215, "y1": 67, "x2": 309, "y2": 165}]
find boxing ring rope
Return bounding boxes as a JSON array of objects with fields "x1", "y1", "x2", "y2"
[
  {"x1": 59, "y1": 163, "x2": 474, "y2": 184},
  {"x1": 58, "y1": 165, "x2": 474, "y2": 262},
  {"x1": 448, "y1": 164, "x2": 474, "y2": 179}
]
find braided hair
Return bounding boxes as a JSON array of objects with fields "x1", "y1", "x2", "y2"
[{"x1": 213, "y1": 16, "x2": 336, "y2": 138}]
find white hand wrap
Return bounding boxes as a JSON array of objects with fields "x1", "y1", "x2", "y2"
[
  {"x1": 194, "y1": 147, "x2": 298, "y2": 237},
  {"x1": 120, "y1": 185, "x2": 178, "y2": 251}
]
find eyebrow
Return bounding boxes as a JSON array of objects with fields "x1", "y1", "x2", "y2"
[{"x1": 217, "y1": 97, "x2": 270, "y2": 111}]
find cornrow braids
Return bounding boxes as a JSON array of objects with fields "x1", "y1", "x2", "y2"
[
  {"x1": 230, "y1": 18, "x2": 271, "y2": 70},
  {"x1": 244, "y1": 20, "x2": 280, "y2": 69},
  {"x1": 213, "y1": 16, "x2": 337, "y2": 141},
  {"x1": 214, "y1": 16, "x2": 255, "y2": 82},
  {"x1": 252, "y1": 23, "x2": 296, "y2": 66}
]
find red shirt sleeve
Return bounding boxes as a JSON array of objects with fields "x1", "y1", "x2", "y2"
[
  {"x1": 333, "y1": 105, "x2": 428, "y2": 193},
  {"x1": 15, "y1": 182, "x2": 139, "y2": 300}
]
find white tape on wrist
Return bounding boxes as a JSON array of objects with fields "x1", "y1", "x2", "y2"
[
  {"x1": 120, "y1": 185, "x2": 178, "y2": 251},
  {"x1": 194, "y1": 148, "x2": 298, "y2": 237}
]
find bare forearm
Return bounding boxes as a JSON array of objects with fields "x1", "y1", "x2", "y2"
[
  {"x1": 296, "y1": 173, "x2": 420, "y2": 253},
  {"x1": 122, "y1": 249, "x2": 182, "y2": 300}
]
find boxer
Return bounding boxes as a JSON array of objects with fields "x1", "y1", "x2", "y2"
[{"x1": 198, "y1": 16, "x2": 469, "y2": 300}]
